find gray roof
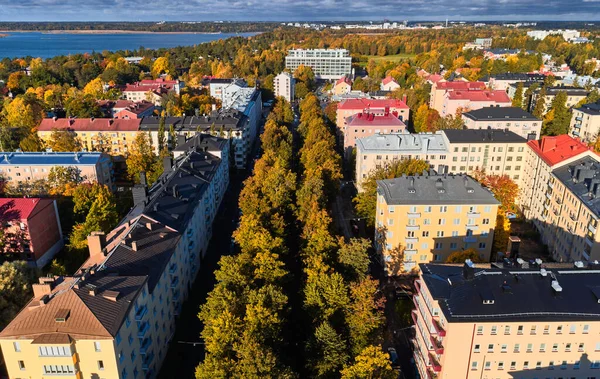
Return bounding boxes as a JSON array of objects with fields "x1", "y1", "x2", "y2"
[
  {"x1": 552, "y1": 156, "x2": 600, "y2": 218},
  {"x1": 356, "y1": 132, "x2": 448, "y2": 154},
  {"x1": 0, "y1": 152, "x2": 106, "y2": 166},
  {"x1": 377, "y1": 174, "x2": 500, "y2": 205},
  {"x1": 462, "y1": 106, "x2": 540, "y2": 122},
  {"x1": 576, "y1": 101, "x2": 600, "y2": 116},
  {"x1": 174, "y1": 133, "x2": 228, "y2": 155},
  {"x1": 139, "y1": 111, "x2": 244, "y2": 132},
  {"x1": 442, "y1": 129, "x2": 527, "y2": 143},
  {"x1": 545, "y1": 86, "x2": 589, "y2": 96},
  {"x1": 421, "y1": 262, "x2": 600, "y2": 322},
  {"x1": 481, "y1": 72, "x2": 546, "y2": 82}
]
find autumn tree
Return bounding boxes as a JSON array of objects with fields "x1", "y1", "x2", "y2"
[
  {"x1": 542, "y1": 90, "x2": 571, "y2": 136},
  {"x1": 126, "y1": 132, "x2": 159, "y2": 184},
  {"x1": 46, "y1": 128, "x2": 82, "y2": 152},
  {"x1": 151, "y1": 56, "x2": 175, "y2": 78},
  {"x1": 0, "y1": 261, "x2": 36, "y2": 329},
  {"x1": 512, "y1": 82, "x2": 524, "y2": 108},
  {"x1": 47, "y1": 166, "x2": 84, "y2": 195},
  {"x1": 446, "y1": 248, "x2": 484, "y2": 263},
  {"x1": 471, "y1": 170, "x2": 519, "y2": 212},
  {"x1": 340, "y1": 345, "x2": 396, "y2": 379},
  {"x1": 69, "y1": 187, "x2": 119, "y2": 250},
  {"x1": 532, "y1": 86, "x2": 547, "y2": 119}
]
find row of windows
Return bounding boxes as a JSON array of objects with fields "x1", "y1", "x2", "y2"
[
  {"x1": 471, "y1": 359, "x2": 600, "y2": 371},
  {"x1": 475, "y1": 341, "x2": 596, "y2": 353},
  {"x1": 476, "y1": 324, "x2": 590, "y2": 335},
  {"x1": 453, "y1": 146, "x2": 525, "y2": 153},
  {"x1": 402, "y1": 241, "x2": 486, "y2": 250}
]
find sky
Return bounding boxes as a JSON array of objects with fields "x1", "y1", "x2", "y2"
[{"x1": 0, "y1": 0, "x2": 599, "y2": 22}]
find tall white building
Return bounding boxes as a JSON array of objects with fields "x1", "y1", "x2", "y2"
[
  {"x1": 285, "y1": 49, "x2": 352, "y2": 80},
  {"x1": 273, "y1": 72, "x2": 295, "y2": 102}
]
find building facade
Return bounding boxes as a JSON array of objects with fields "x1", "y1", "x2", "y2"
[
  {"x1": 375, "y1": 174, "x2": 499, "y2": 275},
  {"x1": 462, "y1": 106, "x2": 542, "y2": 139},
  {"x1": 0, "y1": 198, "x2": 63, "y2": 268},
  {"x1": 343, "y1": 112, "x2": 407, "y2": 152},
  {"x1": 273, "y1": 72, "x2": 295, "y2": 102},
  {"x1": 336, "y1": 98, "x2": 410, "y2": 133},
  {"x1": 285, "y1": 49, "x2": 352, "y2": 80},
  {"x1": 570, "y1": 100, "x2": 600, "y2": 143},
  {"x1": 0, "y1": 135, "x2": 229, "y2": 379},
  {"x1": 381, "y1": 76, "x2": 400, "y2": 92},
  {"x1": 0, "y1": 152, "x2": 114, "y2": 191},
  {"x1": 530, "y1": 86, "x2": 589, "y2": 114},
  {"x1": 441, "y1": 90, "x2": 511, "y2": 117},
  {"x1": 333, "y1": 76, "x2": 353, "y2": 96},
  {"x1": 429, "y1": 81, "x2": 486, "y2": 114},
  {"x1": 413, "y1": 261, "x2": 600, "y2": 379}
]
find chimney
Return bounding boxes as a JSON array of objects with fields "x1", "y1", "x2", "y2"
[
  {"x1": 540, "y1": 136, "x2": 556, "y2": 152},
  {"x1": 163, "y1": 156, "x2": 173, "y2": 173},
  {"x1": 131, "y1": 241, "x2": 138, "y2": 251},
  {"x1": 146, "y1": 222, "x2": 155, "y2": 231},
  {"x1": 402, "y1": 94, "x2": 407, "y2": 104},
  {"x1": 87, "y1": 231, "x2": 106, "y2": 258},
  {"x1": 33, "y1": 283, "x2": 53, "y2": 298},
  {"x1": 463, "y1": 259, "x2": 475, "y2": 280}
]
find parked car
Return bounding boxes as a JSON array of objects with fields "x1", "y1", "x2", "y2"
[
  {"x1": 387, "y1": 347, "x2": 399, "y2": 367},
  {"x1": 506, "y1": 212, "x2": 517, "y2": 220}
]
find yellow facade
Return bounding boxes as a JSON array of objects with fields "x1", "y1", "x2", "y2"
[{"x1": 38, "y1": 130, "x2": 141, "y2": 155}]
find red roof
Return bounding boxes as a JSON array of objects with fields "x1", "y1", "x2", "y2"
[
  {"x1": 426, "y1": 74, "x2": 445, "y2": 84},
  {"x1": 38, "y1": 118, "x2": 141, "y2": 132},
  {"x1": 347, "y1": 113, "x2": 406, "y2": 127},
  {"x1": 436, "y1": 81, "x2": 486, "y2": 91},
  {"x1": 382, "y1": 76, "x2": 398, "y2": 85},
  {"x1": 123, "y1": 84, "x2": 171, "y2": 94},
  {"x1": 0, "y1": 198, "x2": 53, "y2": 220},
  {"x1": 139, "y1": 79, "x2": 178, "y2": 86},
  {"x1": 336, "y1": 76, "x2": 352, "y2": 86},
  {"x1": 338, "y1": 98, "x2": 409, "y2": 110},
  {"x1": 447, "y1": 90, "x2": 511, "y2": 103},
  {"x1": 528, "y1": 135, "x2": 594, "y2": 166}
]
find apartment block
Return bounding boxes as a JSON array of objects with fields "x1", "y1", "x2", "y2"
[
  {"x1": 0, "y1": 134, "x2": 229, "y2": 379},
  {"x1": 519, "y1": 135, "x2": 600, "y2": 262},
  {"x1": 429, "y1": 81, "x2": 486, "y2": 115},
  {"x1": 462, "y1": 106, "x2": 541, "y2": 139},
  {"x1": 336, "y1": 98, "x2": 409, "y2": 132},
  {"x1": 285, "y1": 49, "x2": 352, "y2": 80},
  {"x1": 333, "y1": 76, "x2": 352, "y2": 96},
  {"x1": 481, "y1": 72, "x2": 545, "y2": 91},
  {"x1": 0, "y1": 198, "x2": 63, "y2": 268},
  {"x1": 570, "y1": 100, "x2": 600, "y2": 143},
  {"x1": 413, "y1": 261, "x2": 600, "y2": 379},
  {"x1": 37, "y1": 118, "x2": 142, "y2": 156},
  {"x1": 530, "y1": 86, "x2": 589, "y2": 114},
  {"x1": 375, "y1": 174, "x2": 499, "y2": 275},
  {"x1": 0, "y1": 152, "x2": 114, "y2": 191},
  {"x1": 122, "y1": 79, "x2": 182, "y2": 105},
  {"x1": 441, "y1": 90, "x2": 511, "y2": 117},
  {"x1": 273, "y1": 71, "x2": 295, "y2": 102},
  {"x1": 343, "y1": 112, "x2": 407, "y2": 152},
  {"x1": 356, "y1": 129, "x2": 528, "y2": 190}
]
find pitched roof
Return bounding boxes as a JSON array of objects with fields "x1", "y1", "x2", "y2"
[
  {"x1": 347, "y1": 113, "x2": 407, "y2": 127},
  {"x1": 527, "y1": 135, "x2": 593, "y2": 166},
  {"x1": 0, "y1": 198, "x2": 54, "y2": 220},
  {"x1": 356, "y1": 132, "x2": 448, "y2": 153},
  {"x1": 38, "y1": 118, "x2": 141, "y2": 132},
  {"x1": 382, "y1": 76, "x2": 398, "y2": 85},
  {"x1": 377, "y1": 174, "x2": 500, "y2": 206},
  {"x1": 462, "y1": 106, "x2": 540, "y2": 121},
  {"x1": 335, "y1": 76, "x2": 352, "y2": 86},
  {"x1": 435, "y1": 81, "x2": 486, "y2": 91},
  {"x1": 337, "y1": 98, "x2": 409, "y2": 110},
  {"x1": 447, "y1": 90, "x2": 511, "y2": 103}
]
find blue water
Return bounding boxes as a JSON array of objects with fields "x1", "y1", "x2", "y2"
[{"x1": 0, "y1": 32, "x2": 259, "y2": 59}]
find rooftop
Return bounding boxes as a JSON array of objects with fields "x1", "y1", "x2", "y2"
[
  {"x1": 336, "y1": 76, "x2": 352, "y2": 86},
  {"x1": 337, "y1": 98, "x2": 409, "y2": 110},
  {"x1": 545, "y1": 86, "x2": 589, "y2": 96},
  {"x1": 356, "y1": 132, "x2": 447, "y2": 153},
  {"x1": 552, "y1": 156, "x2": 600, "y2": 217},
  {"x1": 420, "y1": 262, "x2": 600, "y2": 322},
  {"x1": 347, "y1": 113, "x2": 407, "y2": 127},
  {"x1": 0, "y1": 198, "x2": 54, "y2": 220},
  {"x1": 139, "y1": 111, "x2": 244, "y2": 132},
  {"x1": 442, "y1": 128, "x2": 527, "y2": 143},
  {"x1": 576, "y1": 101, "x2": 600, "y2": 116},
  {"x1": 377, "y1": 173, "x2": 500, "y2": 205},
  {"x1": 0, "y1": 152, "x2": 107, "y2": 166},
  {"x1": 482, "y1": 72, "x2": 546, "y2": 82},
  {"x1": 447, "y1": 90, "x2": 511, "y2": 102},
  {"x1": 38, "y1": 118, "x2": 141, "y2": 132},
  {"x1": 527, "y1": 135, "x2": 592, "y2": 166},
  {"x1": 462, "y1": 106, "x2": 540, "y2": 121},
  {"x1": 435, "y1": 81, "x2": 486, "y2": 91},
  {"x1": 382, "y1": 76, "x2": 398, "y2": 85}
]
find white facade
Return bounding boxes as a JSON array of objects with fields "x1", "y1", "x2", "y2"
[
  {"x1": 274, "y1": 72, "x2": 295, "y2": 102},
  {"x1": 285, "y1": 49, "x2": 352, "y2": 80}
]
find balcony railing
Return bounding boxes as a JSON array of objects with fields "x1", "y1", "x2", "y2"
[
  {"x1": 430, "y1": 335, "x2": 444, "y2": 354},
  {"x1": 140, "y1": 337, "x2": 152, "y2": 355},
  {"x1": 134, "y1": 305, "x2": 148, "y2": 321},
  {"x1": 589, "y1": 223, "x2": 597, "y2": 234},
  {"x1": 170, "y1": 276, "x2": 179, "y2": 289},
  {"x1": 408, "y1": 212, "x2": 421, "y2": 218},
  {"x1": 137, "y1": 321, "x2": 150, "y2": 338},
  {"x1": 429, "y1": 352, "x2": 442, "y2": 372},
  {"x1": 463, "y1": 236, "x2": 477, "y2": 243},
  {"x1": 142, "y1": 352, "x2": 155, "y2": 370},
  {"x1": 548, "y1": 180, "x2": 554, "y2": 189}
]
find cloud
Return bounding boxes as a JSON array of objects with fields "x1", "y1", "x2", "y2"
[{"x1": 0, "y1": 0, "x2": 599, "y2": 21}]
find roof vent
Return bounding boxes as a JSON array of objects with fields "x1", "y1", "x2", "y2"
[
  {"x1": 574, "y1": 261, "x2": 585, "y2": 269},
  {"x1": 540, "y1": 268, "x2": 548, "y2": 277},
  {"x1": 103, "y1": 290, "x2": 120, "y2": 302},
  {"x1": 54, "y1": 309, "x2": 70, "y2": 323},
  {"x1": 535, "y1": 258, "x2": 543, "y2": 265},
  {"x1": 85, "y1": 284, "x2": 97, "y2": 296},
  {"x1": 551, "y1": 280, "x2": 563, "y2": 293}
]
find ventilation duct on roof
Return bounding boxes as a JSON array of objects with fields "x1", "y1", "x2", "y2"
[{"x1": 551, "y1": 280, "x2": 563, "y2": 293}]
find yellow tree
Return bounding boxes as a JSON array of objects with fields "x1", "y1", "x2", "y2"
[
  {"x1": 151, "y1": 57, "x2": 173, "y2": 78},
  {"x1": 6, "y1": 72, "x2": 23, "y2": 92},
  {"x1": 83, "y1": 78, "x2": 104, "y2": 98},
  {"x1": 340, "y1": 345, "x2": 396, "y2": 379},
  {"x1": 2, "y1": 96, "x2": 44, "y2": 131}
]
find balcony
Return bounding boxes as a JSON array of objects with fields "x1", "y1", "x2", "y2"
[
  {"x1": 546, "y1": 192, "x2": 552, "y2": 200},
  {"x1": 589, "y1": 223, "x2": 597, "y2": 234},
  {"x1": 432, "y1": 318, "x2": 446, "y2": 336},
  {"x1": 573, "y1": 130, "x2": 580, "y2": 136},
  {"x1": 137, "y1": 321, "x2": 150, "y2": 338},
  {"x1": 547, "y1": 180, "x2": 554, "y2": 189},
  {"x1": 430, "y1": 335, "x2": 444, "y2": 354},
  {"x1": 168, "y1": 263, "x2": 177, "y2": 275},
  {"x1": 405, "y1": 237, "x2": 419, "y2": 243},
  {"x1": 467, "y1": 212, "x2": 480, "y2": 217},
  {"x1": 170, "y1": 276, "x2": 179, "y2": 289},
  {"x1": 570, "y1": 213, "x2": 577, "y2": 222},
  {"x1": 465, "y1": 224, "x2": 479, "y2": 230},
  {"x1": 142, "y1": 352, "x2": 155, "y2": 370},
  {"x1": 429, "y1": 353, "x2": 442, "y2": 372},
  {"x1": 576, "y1": 116, "x2": 583, "y2": 121},
  {"x1": 406, "y1": 225, "x2": 420, "y2": 231},
  {"x1": 544, "y1": 202, "x2": 550, "y2": 210},
  {"x1": 140, "y1": 337, "x2": 152, "y2": 355},
  {"x1": 408, "y1": 212, "x2": 421, "y2": 218},
  {"x1": 134, "y1": 305, "x2": 148, "y2": 321},
  {"x1": 172, "y1": 289, "x2": 180, "y2": 303}
]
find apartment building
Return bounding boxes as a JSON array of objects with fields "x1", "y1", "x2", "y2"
[
  {"x1": 570, "y1": 100, "x2": 600, "y2": 143},
  {"x1": 37, "y1": 118, "x2": 142, "y2": 156},
  {"x1": 0, "y1": 198, "x2": 63, "y2": 268},
  {"x1": 530, "y1": 86, "x2": 589, "y2": 114},
  {"x1": 98, "y1": 100, "x2": 156, "y2": 119},
  {"x1": 122, "y1": 79, "x2": 182, "y2": 105},
  {"x1": 441, "y1": 90, "x2": 511, "y2": 117},
  {"x1": 0, "y1": 134, "x2": 229, "y2": 379},
  {"x1": 0, "y1": 152, "x2": 114, "y2": 190},
  {"x1": 429, "y1": 81, "x2": 486, "y2": 114},
  {"x1": 336, "y1": 98, "x2": 409, "y2": 131},
  {"x1": 139, "y1": 110, "x2": 254, "y2": 169},
  {"x1": 481, "y1": 72, "x2": 546, "y2": 91},
  {"x1": 273, "y1": 71, "x2": 295, "y2": 102},
  {"x1": 356, "y1": 129, "x2": 528, "y2": 190},
  {"x1": 413, "y1": 261, "x2": 600, "y2": 379},
  {"x1": 375, "y1": 174, "x2": 499, "y2": 275},
  {"x1": 285, "y1": 49, "x2": 352, "y2": 80},
  {"x1": 343, "y1": 112, "x2": 407, "y2": 152},
  {"x1": 333, "y1": 76, "x2": 353, "y2": 96},
  {"x1": 462, "y1": 106, "x2": 541, "y2": 139},
  {"x1": 519, "y1": 135, "x2": 600, "y2": 262}
]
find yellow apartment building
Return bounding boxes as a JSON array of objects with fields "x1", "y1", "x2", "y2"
[
  {"x1": 413, "y1": 261, "x2": 600, "y2": 379},
  {"x1": 37, "y1": 118, "x2": 142, "y2": 155},
  {"x1": 375, "y1": 174, "x2": 499, "y2": 275}
]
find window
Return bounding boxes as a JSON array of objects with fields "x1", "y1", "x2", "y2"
[
  {"x1": 18, "y1": 361, "x2": 25, "y2": 370},
  {"x1": 488, "y1": 344, "x2": 494, "y2": 353},
  {"x1": 440, "y1": 206, "x2": 447, "y2": 213},
  {"x1": 527, "y1": 343, "x2": 533, "y2": 352},
  {"x1": 501, "y1": 344, "x2": 507, "y2": 353},
  {"x1": 128, "y1": 334, "x2": 133, "y2": 345},
  {"x1": 549, "y1": 360, "x2": 555, "y2": 369},
  {"x1": 388, "y1": 219, "x2": 394, "y2": 226},
  {"x1": 540, "y1": 343, "x2": 546, "y2": 352},
  {"x1": 422, "y1": 231, "x2": 429, "y2": 237},
  {"x1": 438, "y1": 218, "x2": 445, "y2": 225},
  {"x1": 505, "y1": 325, "x2": 511, "y2": 335},
  {"x1": 409, "y1": 206, "x2": 417, "y2": 213},
  {"x1": 94, "y1": 341, "x2": 101, "y2": 352},
  {"x1": 579, "y1": 343, "x2": 585, "y2": 352},
  {"x1": 450, "y1": 242, "x2": 457, "y2": 249},
  {"x1": 388, "y1": 206, "x2": 395, "y2": 213},
  {"x1": 38, "y1": 346, "x2": 71, "y2": 357},
  {"x1": 531, "y1": 325, "x2": 537, "y2": 335},
  {"x1": 474, "y1": 344, "x2": 480, "y2": 353},
  {"x1": 536, "y1": 361, "x2": 542, "y2": 369},
  {"x1": 583, "y1": 324, "x2": 590, "y2": 334},
  {"x1": 561, "y1": 360, "x2": 568, "y2": 370},
  {"x1": 451, "y1": 231, "x2": 458, "y2": 237},
  {"x1": 455, "y1": 206, "x2": 462, "y2": 213},
  {"x1": 491, "y1": 326, "x2": 497, "y2": 335},
  {"x1": 116, "y1": 331, "x2": 122, "y2": 346},
  {"x1": 566, "y1": 343, "x2": 572, "y2": 352},
  {"x1": 544, "y1": 325, "x2": 550, "y2": 334},
  {"x1": 98, "y1": 360, "x2": 105, "y2": 370},
  {"x1": 478, "y1": 242, "x2": 486, "y2": 249},
  {"x1": 574, "y1": 360, "x2": 581, "y2": 369},
  {"x1": 484, "y1": 361, "x2": 491, "y2": 370},
  {"x1": 424, "y1": 219, "x2": 431, "y2": 225},
  {"x1": 510, "y1": 361, "x2": 516, "y2": 370},
  {"x1": 476, "y1": 326, "x2": 483, "y2": 335},
  {"x1": 471, "y1": 361, "x2": 478, "y2": 370},
  {"x1": 424, "y1": 206, "x2": 432, "y2": 213},
  {"x1": 557, "y1": 325, "x2": 563, "y2": 334},
  {"x1": 482, "y1": 218, "x2": 490, "y2": 224},
  {"x1": 453, "y1": 218, "x2": 460, "y2": 225},
  {"x1": 13, "y1": 342, "x2": 20, "y2": 352},
  {"x1": 498, "y1": 361, "x2": 504, "y2": 370},
  {"x1": 523, "y1": 361, "x2": 529, "y2": 369},
  {"x1": 570, "y1": 324, "x2": 576, "y2": 334},
  {"x1": 434, "y1": 242, "x2": 443, "y2": 249},
  {"x1": 437, "y1": 231, "x2": 444, "y2": 237},
  {"x1": 518, "y1": 325, "x2": 523, "y2": 334},
  {"x1": 514, "y1": 344, "x2": 520, "y2": 353},
  {"x1": 553, "y1": 343, "x2": 559, "y2": 352}
]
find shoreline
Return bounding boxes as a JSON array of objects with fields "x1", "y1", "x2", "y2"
[{"x1": 0, "y1": 30, "x2": 230, "y2": 35}]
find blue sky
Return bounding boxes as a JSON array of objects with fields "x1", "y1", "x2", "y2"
[{"x1": 0, "y1": 0, "x2": 599, "y2": 21}]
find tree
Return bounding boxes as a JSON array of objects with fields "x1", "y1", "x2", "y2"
[
  {"x1": 73, "y1": 183, "x2": 113, "y2": 219},
  {"x1": 512, "y1": 82, "x2": 524, "y2": 108},
  {"x1": 126, "y1": 132, "x2": 158, "y2": 184},
  {"x1": 46, "y1": 128, "x2": 82, "y2": 152},
  {"x1": 294, "y1": 65, "x2": 315, "y2": 91},
  {"x1": 158, "y1": 117, "x2": 166, "y2": 152},
  {"x1": 48, "y1": 259, "x2": 68, "y2": 276},
  {"x1": 542, "y1": 91, "x2": 570, "y2": 136},
  {"x1": 69, "y1": 188, "x2": 119, "y2": 249},
  {"x1": 47, "y1": 166, "x2": 84, "y2": 195},
  {"x1": 0, "y1": 261, "x2": 36, "y2": 329},
  {"x1": 1, "y1": 95, "x2": 44, "y2": 130},
  {"x1": 340, "y1": 345, "x2": 396, "y2": 379},
  {"x1": 308, "y1": 321, "x2": 349, "y2": 377},
  {"x1": 354, "y1": 159, "x2": 430, "y2": 228},
  {"x1": 346, "y1": 277, "x2": 386, "y2": 356},
  {"x1": 0, "y1": 200, "x2": 28, "y2": 256},
  {"x1": 472, "y1": 171, "x2": 519, "y2": 212},
  {"x1": 337, "y1": 238, "x2": 371, "y2": 282},
  {"x1": 83, "y1": 78, "x2": 104, "y2": 98},
  {"x1": 151, "y1": 56, "x2": 174, "y2": 78},
  {"x1": 445, "y1": 248, "x2": 484, "y2": 263},
  {"x1": 532, "y1": 87, "x2": 547, "y2": 119}
]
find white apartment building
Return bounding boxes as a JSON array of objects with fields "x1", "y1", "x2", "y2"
[
  {"x1": 570, "y1": 101, "x2": 600, "y2": 143},
  {"x1": 285, "y1": 49, "x2": 352, "y2": 80},
  {"x1": 273, "y1": 72, "x2": 295, "y2": 102}
]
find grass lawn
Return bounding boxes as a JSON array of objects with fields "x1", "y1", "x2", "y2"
[{"x1": 357, "y1": 53, "x2": 415, "y2": 66}]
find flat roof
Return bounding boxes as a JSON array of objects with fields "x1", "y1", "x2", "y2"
[
  {"x1": 576, "y1": 101, "x2": 600, "y2": 116},
  {"x1": 462, "y1": 106, "x2": 540, "y2": 121},
  {"x1": 421, "y1": 263, "x2": 600, "y2": 322},
  {"x1": 356, "y1": 132, "x2": 448, "y2": 153},
  {"x1": 552, "y1": 156, "x2": 600, "y2": 217},
  {"x1": 442, "y1": 129, "x2": 527, "y2": 143},
  {"x1": 0, "y1": 152, "x2": 106, "y2": 166}
]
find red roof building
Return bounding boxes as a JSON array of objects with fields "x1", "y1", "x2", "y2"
[
  {"x1": 0, "y1": 198, "x2": 63, "y2": 268},
  {"x1": 446, "y1": 90, "x2": 511, "y2": 102},
  {"x1": 442, "y1": 90, "x2": 511, "y2": 116},
  {"x1": 343, "y1": 112, "x2": 406, "y2": 149},
  {"x1": 38, "y1": 118, "x2": 141, "y2": 132},
  {"x1": 336, "y1": 98, "x2": 410, "y2": 131},
  {"x1": 435, "y1": 81, "x2": 486, "y2": 91},
  {"x1": 527, "y1": 135, "x2": 594, "y2": 166}
]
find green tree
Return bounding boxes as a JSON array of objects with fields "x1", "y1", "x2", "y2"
[
  {"x1": 126, "y1": 132, "x2": 158, "y2": 183},
  {"x1": 46, "y1": 128, "x2": 82, "y2": 152},
  {"x1": 542, "y1": 91, "x2": 570, "y2": 136},
  {"x1": 72, "y1": 183, "x2": 113, "y2": 220},
  {"x1": 308, "y1": 321, "x2": 349, "y2": 377},
  {"x1": 346, "y1": 277, "x2": 385, "y2": 356},
  {"x1": 512, "y1": 82, "x2": 524, "y2": 108},
  {"x1": 354, "y1": 159, "x2": 430, "y2": 228},
  {"x1": 47, "y1": 166, "x2": 84, "y2": 194},
  {"x1": 340, "y1": 345, "x2": 396, "y2": 379},
  {"x1": 157, "y1": 117, "x2": 166, "y2": 152},
  {"x1": 0, "y1": 261, "x2": 36, "y2": 330},
  {"x1": 532, "y1": 87, "x2": 547, "y2": 119},
  {"x1": 337, "y1": 238, "x2": 371, "y2": 282}
]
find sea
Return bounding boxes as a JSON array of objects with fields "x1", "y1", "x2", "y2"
[{"x1": 0, "y1": 32, "x2": 260, "y2": 59}]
